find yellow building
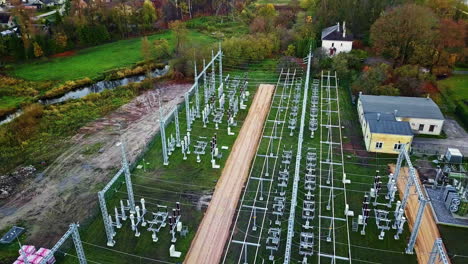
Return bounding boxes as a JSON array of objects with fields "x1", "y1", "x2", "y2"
[
  {"x1": 357, "y1": 93, "x2": 446, "y2": 154},
  {"x1": 358, "y1": 94, "x2": 445, "y2": 136},
  {"x1": 360, "y1": 112, "x2": 413, "y2": 154}
]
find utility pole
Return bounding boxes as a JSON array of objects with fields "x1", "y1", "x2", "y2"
[
  {"x1": 158, "y1": 92, "x2": 169, "y2": 165},
  {"x1": 284, "y1": 49, "x2": 312, "y2": 264}
]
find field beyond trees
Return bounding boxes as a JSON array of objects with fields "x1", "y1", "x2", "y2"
[{"x1": 12, "y1": 30, "x2": 216, "y2": 82}]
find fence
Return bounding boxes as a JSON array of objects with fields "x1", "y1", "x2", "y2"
[{"x1": 411, "y1": 142, "x2": 468, "y2": 157}]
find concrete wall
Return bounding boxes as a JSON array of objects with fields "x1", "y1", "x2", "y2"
[
  {"x1": 364, "y1": 123, "x2": 371, "y2": 150},
  {"x1": 322, "y1": 40, "x2": 353, "y2": 55},
  {"x1": 367, "y1": 132, "x2": 413, "y2": 154},
  {"x1": 357, "y1": 98, "x2": 366, "y2": 134},
  {"x1": 397, "y1": 117, "x2": 444, "y2": 135}
]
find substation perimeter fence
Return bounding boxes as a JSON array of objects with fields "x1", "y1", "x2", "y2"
[{"x1": 411, "y1": 142, "x2": 468, "y2": 157}]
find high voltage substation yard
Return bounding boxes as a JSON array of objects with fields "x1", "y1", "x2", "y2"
[{"x1": 6, "y1": 48, "x2": 453, "y2": 264}]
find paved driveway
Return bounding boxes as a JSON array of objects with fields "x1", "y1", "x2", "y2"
[{"x1": 412, "y1": 119, "x2": 468, "y2": 156}]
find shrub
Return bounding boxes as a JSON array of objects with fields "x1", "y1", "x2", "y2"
[
  {"x1": 222, "y1": 33, "x2": 279, "y2": 66},
  {"x1": 8, "y1": 104, "x2": 44, "y2": 145},
  {"x1": 42, "y1": 78, "x2": 93, "y2": 99},
  {"x1": 455, "y1": 103, "x2": 468, "y2": 129}
]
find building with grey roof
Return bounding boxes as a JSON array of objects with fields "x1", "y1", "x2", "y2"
[
  {"x1": 358, "y1": 94, "x2": 445, "y2": 136},
  {"x1": 356, "y1": 94, "x2": 444, "y2": 153},
  {"x1": 358, "y1": 109, "x2": 414, "y2": 153}
]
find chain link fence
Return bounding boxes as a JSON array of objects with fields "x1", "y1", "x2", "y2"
[{"x1": 412, "y1": 142, "x2": 468, "y2": 156}]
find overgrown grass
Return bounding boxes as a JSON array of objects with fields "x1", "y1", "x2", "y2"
[
  {"x1": 186, "y1": 16, "x2": 249, "y2": 38},
  {"x1": 81, "y1": 142, "x2": 104, "y2": 156},
  {"x1": 11, "y1": 30, "x2": 216, "y2": 82},
  {"x1": 0, "y1": 79, "x2": 154, "y2": 174},
  {"x1": 0, "y1": 96, "x2": 28, "y2": 110}
]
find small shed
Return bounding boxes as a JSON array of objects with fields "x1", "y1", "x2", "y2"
[{"x1": 445, "y1": 148, "x2": 463, "y2": 164}]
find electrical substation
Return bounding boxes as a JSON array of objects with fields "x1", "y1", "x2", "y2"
[{"x1": 7, "y1": 46, "x2": 458, "y2": 264}]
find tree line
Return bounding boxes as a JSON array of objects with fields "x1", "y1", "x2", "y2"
[{"x1": 0, "y1": 0, "x2": 238, "y2": 63}]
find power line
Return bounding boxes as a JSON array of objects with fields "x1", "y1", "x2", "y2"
[{"x1": 81, "y1": 241, "x2": 175, "y2": 264}]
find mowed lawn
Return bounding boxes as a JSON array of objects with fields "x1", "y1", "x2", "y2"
[
  {"x1": 12, "y1": 30, "x2": 216, "y2": 81},
  {"x1": 438, "y1": 74, "x2": 468, "y2": 100}
]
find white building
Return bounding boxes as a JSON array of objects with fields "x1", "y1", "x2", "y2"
[
  {"x1": 321, "y1": 21, "x2": 353, "y2": 56},
  {"x1": 358, "y1": 94, "x2": 445, "y2": 136}
]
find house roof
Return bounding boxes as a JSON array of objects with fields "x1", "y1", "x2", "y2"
[
  {"x1": 360, "y1": 95, "x2": 444, "y2": 120},
  {"x1": 367, "y1": 119, "x2": 413, "y2": 136},
  {"x1": 364, "y1": 112, "x2": 396, "y2": 122},
  {"x1": 24, "y1": 0, "x2": 44, "y2": 5},
  {"x1": 321, "y1": 24, "x2": 353, "y2": 41}
]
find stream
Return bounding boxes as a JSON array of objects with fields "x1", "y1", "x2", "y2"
[{"x1": 0, "y1": 65, "x2": 170, "y2": 126}]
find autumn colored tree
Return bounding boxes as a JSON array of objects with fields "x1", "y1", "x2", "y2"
[
  {"x1": 424, "y1": 0, "x2": 457, "y2": 18},
  {"x1": 370, "y1": 4, "x2": 438, "y2": 67},
  {"x1": 299, "y1": 0, "x2": 317, "y2": 13},
  {"x1": 54, "y1": 33, "x2": 68, "y2": 50},
  {"x1": 111, "y1": 3, "x2": 134, "y2": 38},
  {"x1": 249, "y1": 17, "x2": 266, "y2": 33},
  {"x1": 430, "y1": 19, "x2": 466, "y2": 72},
  {"x1": 152, "y1": 39, "x2": 171, "y2": 60},
  {"x1": 141, "y1": 0, "x2": 157, "y2": 33},
  {"x1": 11, "y1": 0, "x2": 36, "y2": 59},
  {"x1": 33, "y1": 42, "x2": 44, "y2": 58},
  {"x1": 141, "y1": 36, "x2": 152, "y2": 62},
  {"x1": 285, "y1": 44, "x2": 295, "y2": 56},
  {"x1": 352, "y1": 63, "x2": 395, "y2": 95},
  {"x1": 169, "y1": 20, "x2": 188, "y2": 55},
  {"x1": 314, "y1": 0, "x2": 402, "y2": 39},
  {"x1": 256, "y1": 4, "x2": 277, "y2": 32},
  {"x1": 257, "y1": 4, "x2": 277, "y2": 18}
]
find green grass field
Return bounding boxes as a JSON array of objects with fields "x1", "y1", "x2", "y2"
[
  {"x1": 438, "y1": 73, "x2": 468, "y2": 129},
  {"x1": 439, "y1": 74, "x2": 468, "y2": 101},
  {"x1": 12, "y1": 30, "x2": 216, "y2": 82},
  {"x1": 0, "y1": 96, "x2": 28, "y2": 111},
  {"x1": 186, "y1": 15, "x2": 249, "y2": 38}
]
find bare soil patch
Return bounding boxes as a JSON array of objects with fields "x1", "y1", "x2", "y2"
[{"x1": 0, "y1": 81, "x2": 191, "y2": 245}]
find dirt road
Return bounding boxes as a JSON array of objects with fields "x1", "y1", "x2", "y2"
[
  {"x1": 0, "y1": 82, "x2": 191, "y2": 245},
  {"x1": 184, "y1": 84, "x2": 274, "y2": 264},
  {"x1": 390, "y1": 165, "x2": 450, "y2": 264}
]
